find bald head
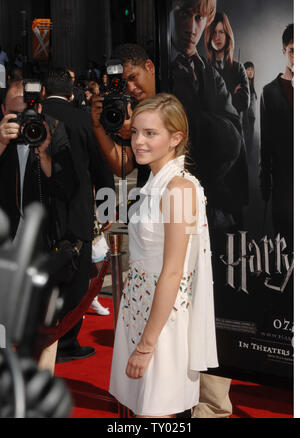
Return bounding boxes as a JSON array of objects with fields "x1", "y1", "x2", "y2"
[
  {"x1": 3, "y1": 81, "x2": 26, "y2": 114},
  {"x1": 5, "y1": 95, "x2": 26, "y2": 114}
]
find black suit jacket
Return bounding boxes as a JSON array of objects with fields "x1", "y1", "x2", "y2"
[
  {"x1": 260, "y1": 74, "x2": 293, "y2": 204},
  {"x1": 0, "y1": 115, "x2": 77, "y2": 246},
  {"x1": 216, "y1": 60, "x2": 250, "y2": 115},
  {"x1": 42, "y1": 97, "x2": 115, "y2": 242},
  {"x1": 170, "y1": 55, "x2": 249, "y2": 214}
]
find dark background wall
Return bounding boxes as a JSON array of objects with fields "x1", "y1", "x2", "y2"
[{"x1": 0, "y1": 0, "x2": 157, "y2": 77}]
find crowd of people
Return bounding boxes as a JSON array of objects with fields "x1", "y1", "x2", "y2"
[{"x1": 0, "y1": 0, "x2": 293, "y2": 420}]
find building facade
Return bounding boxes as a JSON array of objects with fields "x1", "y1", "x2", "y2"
[{"x1": 0, "y1": 0, "x2": 156, "y2": 77}]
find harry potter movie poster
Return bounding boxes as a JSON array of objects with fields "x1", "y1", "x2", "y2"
[{"x1": 155, "y1": 0, "x2": 294, "y2": 387}]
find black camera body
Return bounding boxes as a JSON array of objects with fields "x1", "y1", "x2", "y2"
[
  {"x1": 100, "y1": 59, "x2": 137, "y2": 139},
  {"x1": 10, "y1": 80, "x2": 47, "y2": 148},
  {"x1": 12, "y1": 109, "x2": 46, "y2": 148}
]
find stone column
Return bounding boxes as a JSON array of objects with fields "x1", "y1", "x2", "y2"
[
  {"x1": 0, "y1": 0, "x2": 32, "y2": 65},
  {"x1": 0, "y1": 0, "x2": 10, "y2": 53},
  {"x1": 86, "y1": 0, "x2": 112, "y2": 67},
  {"x1": 50, "y1": 0, "x2": 87, "y2": 74},
  {"x1": 135, "y1": 0, "x2": 156, "y2": 47},
  {"x1": 103, "y1": 0, "x2": 112, "y2": 60}
]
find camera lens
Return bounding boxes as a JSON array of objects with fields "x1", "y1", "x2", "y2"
[
  {"x1": 24, "y1": 122, "x2": 42, "y2": 140},
  {"x1": 22, "y1": 121, "x2": 47, "y2": 146},
  {"x1": 106, "y1": 109, "x2": 122, "y2": 125},
  {"x1": 101, "y1": 99, "x2": 125, "y2": 133}
]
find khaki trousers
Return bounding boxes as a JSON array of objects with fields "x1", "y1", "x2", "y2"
[
  {"x1": 37, "y1": 341, "x2": 58, "y2": 376},
  {"x1": 192, "y1": 374, "x2": 232, "y2": 418}
]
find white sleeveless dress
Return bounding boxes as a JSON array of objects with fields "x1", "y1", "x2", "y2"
[{"x1": 109, "y1": 156, "x2": 218, "y2": 416}]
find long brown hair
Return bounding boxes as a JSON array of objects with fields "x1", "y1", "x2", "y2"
[{"x1": 205, "y1": 11, "x2": 235, "y2": 66}]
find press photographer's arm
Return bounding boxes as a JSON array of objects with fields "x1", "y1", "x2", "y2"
[{"x1": 91, "y1": 95, "x2": 135, "y2": 176}]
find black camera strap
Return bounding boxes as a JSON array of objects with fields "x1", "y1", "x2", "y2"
[
  {"x1": 34, "y1": 148, "x2": 44, "y2": 205},
  {"x1": 111, "y1": 134, "x2": 131, "y2": 180},
  {"x1": 122, "y1": 145, "x2": 126, "y2": 181},
  {"x1": 33, "y1": 118, "x2": 57, "y2": 206}
]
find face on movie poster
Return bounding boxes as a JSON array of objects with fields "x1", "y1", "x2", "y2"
[{"x1": 157, "y1": 0, "x2": 294, "y2": 386}]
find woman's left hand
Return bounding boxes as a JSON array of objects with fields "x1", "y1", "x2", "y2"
[{"x1": 126, "y1": 348, "x2": 154, "y2": 379}]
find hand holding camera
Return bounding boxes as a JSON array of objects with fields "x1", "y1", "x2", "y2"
[
  {"x1": 0, "y1": 113, "x2": 51, "y2": 180},
  {"x1": 0, "y1": 113, "x2": 20, "y2": 155},
  {"x1": 0, "y1": 114, "x2": 50, "y2": 151},
  {"x1": 11, "y1": 81, "x2": 48, "y2": 148},
  {"x1": 10, "y1": 108, "x2": 48, "y2": 148},
  {"x1": 91, "y1": 59, "x2": 137, "y2": 146},
  {"x1": 0, "y1": 81, "x2": 51, "y2": 162},
  {"x1": 91, "y1": 95, "x2": 104, "y2": 129},
  {"x1": 91, "y1": 94, "x2": 133, "y2": 144}
]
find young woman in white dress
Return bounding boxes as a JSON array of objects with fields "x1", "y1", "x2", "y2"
[{"x1": 109, "y1": 93, "x2": 218, "y2": 418}]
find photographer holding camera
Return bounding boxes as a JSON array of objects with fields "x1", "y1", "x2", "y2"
[
  {"x1": 0, "y1": 79, "x2": 79, "y2": 373},
  {"x1": 91, "y1": 44, "x2": 156, "y2": 186},
  {"x1": 0, "y1": 80, "x2": 77, "y2": 246}
]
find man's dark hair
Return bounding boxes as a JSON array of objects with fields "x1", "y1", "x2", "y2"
[
  {"x1": 65, "y1": 67, "x2": 76, "y2": 79},
  {"x1": 112, "y1": 43, "x2": 149, "y2": 66},
  {"x1": 8, "y1": 67, "x2": 23, "y2": 82},
  {"x1": 44, "y1": 68, "x2": 73, "y2": 99},
  {"x1": 282, "y1": 23, "x2": 293, "y2": 47},
  {"x1": 244, "y1": 61, "x2": 257, "y2": 99}
]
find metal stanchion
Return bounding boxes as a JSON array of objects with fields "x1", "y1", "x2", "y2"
[
  {"x1": 108, "y1": 232, "x2": 124, "y2": 329},
  {"x1": 108, "y1": 232, "x2": 131, "y2": 418}
]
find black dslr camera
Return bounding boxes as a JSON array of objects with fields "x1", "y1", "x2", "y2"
[
  {"x1": 100, "y1": 59, "x2": 137, "y2": 142},
  {"x1": 10, "y1": 80, "x2": 47, "y2": 148}
]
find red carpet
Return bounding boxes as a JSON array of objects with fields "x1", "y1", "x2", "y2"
[{"x1": 54, "y1": 297, "x2": 293, "y2": 419}]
